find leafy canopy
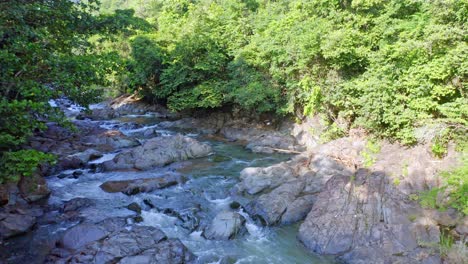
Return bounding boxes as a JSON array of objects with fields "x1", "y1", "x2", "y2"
[{"x1": 0, "y1": 0, "x2": 147, "y2": 183}]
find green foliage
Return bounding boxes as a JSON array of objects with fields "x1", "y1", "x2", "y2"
[
  {"x1": 440, "y1": 160, "x2": 468, "y2": 215},
  {"x1": 0, "y1": 0, "x2": 145, "y2": 183},
  {"x1": 101, "y1": 0, "x2": 467, "y2": 143},
  {"x1": 419, "y1": 187, "x2": 443, "y2": 210},
  {"x1": 361, "y1": 139, "x2": 381, "y2": 168},
  {"x1": 419, "y1": 159, "x2": 468, "y2": 215},
  {"x1": 0, "y1": 150, "x2": 55, "y2": 184},
  {"x1": 127, "y1": 35, "x2": 165, "y2": 98},
  {"x1": 439, "y1": 230, "x2": 454, "y2": 257},
  {"x1": 320, "y1": 123, "x2": 346, "y2": 143}
]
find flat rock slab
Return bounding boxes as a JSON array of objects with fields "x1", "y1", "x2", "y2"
[
  {"x1": 100, "y1": 174, "x2": 187, "y2": 195},
  {"x1": 118, "y1": 239, "x2": 196, "y2": 264},
  {"x1": 0, "y1": 213, "x2": 36, "y2": 239},
  {"x1": 102, "y1": 134, "x2": 212, "y2": 171},
  {"x1": 60, "y1": 224, "x2": 107, "y2": 250}
]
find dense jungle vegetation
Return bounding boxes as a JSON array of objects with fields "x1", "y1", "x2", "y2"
[{"x1": 0, "y1": 0, "x2": 467, "y2": 187}]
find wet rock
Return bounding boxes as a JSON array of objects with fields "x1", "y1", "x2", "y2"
[
  {"x1": 72, "y1": 170, "x2": 83, "y2": 178},
  {"x1": 203, "y1": 211, "x2": 246, "y2": 240},
  {"x1": 102, "y1": 134, "x2": 212, "y2": 171},
  {"x1": 118, "y1": 239, "x2": 196, "y2": 264},
  {"x1": 127, "y1": 202, "x2": 142, "y2": 214},
  {"x1": 245, "y1": 180, "x2": 304, "y2": 225},
  {"x1": 0, "y1": 213, "x2": 36, "y2": 239},
  {"x1": 237, "y1": 162, "x2": 296, "y2": 195},
  {"x1": 229, "y1": 201, "x2": 241, "y2": 210},
  {"x1": 133, "y1": 216, "x2": 144, "y2": 223},
  {"x1": 151, "y1": 195, "x2": 205, "y2": 231},
  {"x1": 100, "y1": 174, "x2": 186, "y2": 195},
  {"x1": 56, "y1": 156, "x2": 84, "y2": 171},
  {"x1": 60, "y1": 223, "x2": 107, "y2": 250},
  {"x1": 18, "y1": 173, "x2": 50, "y2": 202},
  {"x1": 143, "y1": 198, "x2": 155, "y2": 208},
  {"x1": 61, "y1": 198, "x2": 94, "y2": 213},
  {"x1": 61, "y1": 225, "x2": 170, "y2": 263},
  {"x1": 162, "y1": 206, "x2": 202, "y2": 232}
]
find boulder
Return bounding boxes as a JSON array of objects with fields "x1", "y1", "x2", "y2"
[
  {"x1": 18, "y1": 173, "x2": 50, "y2": 202},
  {"x1": 102, "y1": 134, "x2": 212, "y2": 171},
  {"x1": 61, "y1": 198, "x2": 94, "y2": 213},
  {"x1": 49, "y1": 224, "x2": 195, "y2": 264},
  {"x1": 298, "y1": 170, "x2": 441, "y2": 264},
  {"x1": 100, "y1": 174, "x2": 186, "y2": 195},
  {"x1": 237, "y1": 163, "x2": 296, "y2": 195},
  {"x1": 455, "y1": 217, "x2": 468, "y2": 236},
  {"x1": 67, "y1": 149, "x2": 102, "y2": 164},
  {"x1": 55, "y1": 156, "x2": 84, "y2": 171},
  {"x1": 0, "y1": 213, "x2": 36, "y2": 239},
  {"x1": 60, "y1": 223, "x2": 107, "y2": 250},
  {"x1": 245, "y1": 180, "x2": 304, "y2": 225},
  {"x1": 118, "y1": 239, "x2": 196, "y2": 264},
  {"x1": 82, "y1": 130, "x2": 140, "y2": 151},
  {"x1": 127, "y1": 202, "x2": 142, "y2": 214},
  {"x1": 149, "y1": 195, "x2": 205, "y2": 231},
  {"x1": 280, "y1": 194, "x2": 315, "y2": 225},
  {"x1": 203, "y1": 211, "x2": 246, "y2": 240}
]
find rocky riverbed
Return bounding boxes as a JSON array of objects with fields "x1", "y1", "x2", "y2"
[{"x1": 0, "y1": 95, "x2": 466, "y2": 264}]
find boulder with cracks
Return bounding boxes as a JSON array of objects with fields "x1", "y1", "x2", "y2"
[{"x1": 102, "y1": 134, "x2": 212, "y2": 171}]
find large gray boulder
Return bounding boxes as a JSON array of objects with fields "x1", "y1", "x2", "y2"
[
  {"x1": 298, "y1": 169, "x2": 442, "y2": 264},
  {"x1": 47, "y1": 219, "x2": 196, "y2": 264},
  {"x1": 103, "y1": 134, "x2": 212, "y2": 171},
  {"x1": 60, "y1": 224, "x2": 107, "y2": 250},
  {"x1": 203, "y1": 211, "x2": 246, "y2": 240},
  {"x1": 0, "y1": 213, "x2": 36, "y2": 239},
  {"x1": 146, "y1": 194, "x2": 206, "y2": 232},
  {"x1": 100, "y1": 174, "x2": 186, "y2": 195},
  {"x1": 118, "y1": 239, "x2": 196, "y2": 264}
]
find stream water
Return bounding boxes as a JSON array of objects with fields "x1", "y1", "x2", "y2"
[{"x1": 46, "y1": 114, "x2": 333, "y2": 264}]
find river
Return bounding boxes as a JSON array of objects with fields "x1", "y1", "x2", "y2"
[{"x1": 21, "y1": 112, "x2": 333, "y2": 263}]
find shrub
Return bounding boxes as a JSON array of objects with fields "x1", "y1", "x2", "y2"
[{"x1": 0, "y1": 150, "x2": 56, "y2": 184}]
